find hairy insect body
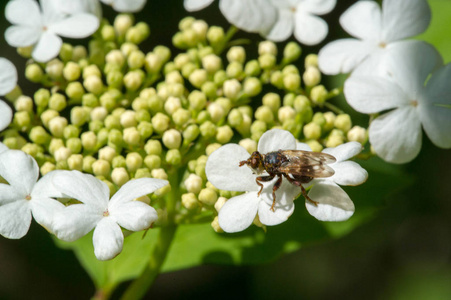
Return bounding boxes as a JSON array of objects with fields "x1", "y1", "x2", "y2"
[{"x1": 239, "y1": 149, "x2": 336, "y2": 212}]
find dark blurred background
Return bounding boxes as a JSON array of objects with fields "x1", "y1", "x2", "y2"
[{"x1": 1, "y1": 0, "x2": 451, "y2": 299}]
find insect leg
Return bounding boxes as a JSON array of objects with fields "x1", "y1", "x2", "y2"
[
  {"x1": 270, "y1": 175, "x2": 283, "y2": 212},
  {"x1": 256, "y1": 175, "x2": 275, "y2": 197},
  {"x1": 283, "y1": 174, "x2": 318, "y2": 206}
]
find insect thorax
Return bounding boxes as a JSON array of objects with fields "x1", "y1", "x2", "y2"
[{"x1": 263, "y1": 151, "x2": 287, "y2": 174}]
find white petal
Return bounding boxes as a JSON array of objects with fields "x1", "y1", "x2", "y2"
[
  {"x1": 0, "y1": 58, "x2": 18, "y2": 96},
  {"x1": 258, "y1": 129, "x2": 296, "y2": 153},
  {"x1": 306, "y1": 181, "x2": 354, "y2": 222},
  {"x1": 5, "y1": 0, "x2": 42, "y2": 27},
  {"x1": 344, "y1": 75, "x2": 410, "y2": 114},
  {"x1": 318, "y1": 39, "x2": 376, "y2": 75},
  {"x1": 420, "y1": 63, "x2": 451, "y2": 148},
  {"x1": 339, "y1": 0, "x2": 382, "y2": 41},
  {"x1": 298, "y1": 0, "x2": 336, "y2": 15},
  {"x1": 206, "y1": 144, "x2": 259, "y2": 192},
  {"x1": 369, "y1": 107, "x2": 422, "y2": 164},
  {"x1": 258, "y1": 200, "x2": 294, "y2": 226},
  {"x1": 0, "y1": 150, "x2": 39, "y2": 196},
  {"x1": 32, "y1": 31, "x2": 62, "y2": 63},
  {"x1": 0, "y1": 100, "x2": 13, "y2": 132},
  {"x1": 109, "y1": 0, "x2": 146, "y2": 12},
  {"x1": 293, "y1": 12, "x2": 328, "y2": 46},
  {"x1": 30, "y1": 197, "x2": 65, "y2": 232},
  {"x1": 109, "y1": 178, "x2": 168, "y2": 208},
  {"x1": 110, "y1": 201, "x2": 157, "y2": 231},
  {"x1": 184, "y1": 0, "x2": 214, "y2": 11},
  {"x1": 0, "y1": 142, "x2": 8, "y2": 153},
  {"x1": 264, "y1": 9, "x2": 294, "y2": 42},
  {"x1": 4, "y1": 25, "x2": 41, "y2": 48},
  {"x1": 32, "y1": 170, "x2": 66, "y2": 199},
  {"x1": 296, "y1": 142, "x2": 312, "y2": 151},
  {"x1": 0, "y1": 184, "x2": 22, "y2": 204},
  {"x1": 381, "y1": 0, "x2": 431, "y2": 42},
  {"x1": 52, "y1": 204, "x2": 102, "y2": 241},
  {"x1": 328, "y1": 161, "x2": 368, "y2": 186},
  {"x1": 258, "y1": 179, "x2": 297, "y2": 226},
  {"x1": 219, "y1": 0, "x2": 278, "y2": 34},
  {"x1": 50, "y1": 13, "x2": 99, "y2": 38},
  {"x1": 322, "y1": 141, "x2": 362, "y2": 162},
  {"x1": 93, "y1": 217, "x2": 123, "y2": 260},
  {"x1": 51, "y1": 170, "x2": 109, "y2": 209},
  {"x1": 218, "y1": 192, "x2": 260, "y2": 233},
  {"x1": 0, "y1": 200, "x2": 31, "y2": 238}
]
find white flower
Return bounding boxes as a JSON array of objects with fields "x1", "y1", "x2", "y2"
[
  {"x1": 297, "y1": 142, "x2": 368, "y2": 221},
  {"x1": 100, "y1": 0, "x2": 147, "y2": 12},
  {"x1": 344, "y1": 42, "x2": 451, "y2": 164},
  {"x1": 0, "y1": 143, "x2": 8, "y2": 153},
  {"x1": 0, "y1": 150, "x2": 65, "y2": 239},
  {"x1": 206, "y1": 129, "x2": 301, "y2": 233},
  {"x1": 318, "y1": 0, "x2": 431, "y2": 75},
  {"x1": 51, "y1": 170, "x2": 168, "y2": 260},
  {"x1": 184, "y1": 0, "x2": 278, "y2": 35},
  {"x1": 0, "y1": 100, "x2": 12, "y2": 132},
  {"x1": 48, "y1": 0, "x2": 102, "y2": 18},
  {"x1": 0, "y1": 58, "x2": 17, "y2": 96},
  {"x1": 5, "y1": 0, "x2": 99, "y2": 62},
  {"x1": 265, "y1": 0, "x2": 336, "y2": 45}
]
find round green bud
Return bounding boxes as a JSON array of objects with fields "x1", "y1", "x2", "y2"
[
  {"x1": 305, "y1": 140, "x2": 323, "y2": 152},
  {"x1": 17, "y1": 46, "x2": 33, "y2": 58},
  {"x1": 312, "y1": 112, "x2": 326, "y2": 127},
  {"x1": 70, "y1": 106, "x2": 88, "y2": 127},
  {"x1": 81, "y1": 131, "x2": 97, "y2": 151},
  {"x1": 123, "y1": 127, "x2": 141, "y2": 146},
  {"x1": 14, "y1": 96, "x2": 33, "y2": 112},
  {"x1": 310, "y1": 85, "x2": 328, "y2": 105},
  {"x1": 202, "y1": 54, "x2": 222, "y2": 74},
  {"x1": 243, "y1": 77, "x2": 262, "y2": 97},
  {"x1": 283, "y1": 73, "x2": 301, "y2": 91},
  {"x1": 63, "y1": 62, "x2": 81, "y2": 81},
  {"x1": 137, "y1": 121, "x2": 153, "y2": 139},
  {"x1": 48, "y1": 116, "x2": 67, "y2": 138},
  {"x1": 293, "y1": 95, "x2": 311, "y2": 112},
  {"x1": 53, "y1": 146, "x2": 71, "y2": 162},
  {"x1": 49, "y1": 93, "x2": 67, "y2": 111},
  {"x1": 192, "y1": 19, "x2": 208, "y2": 41},
  {"x1": 236, "y1": 113, "x2": 251, "y2": 136},
  {"x1": 283, "y1": 41, "x2": 302, "y2": 62},
  {"x1": 108, "y1": 129, "x2": 123, "y2": 147},
  {"x1": 211, "y1": 216, "x2": 223, "y2": 233},
  {"x1": 334, "y1": 114, "x2": 352, "y2": 133},
  {"x1": 40, "y1": 109, "x2": 59, "y2": 128},
  {"x1": 120, "y1": 42, "x2": 139, "y2": 57},
  {"x1": 45, "y1": 59, "x2": 64, "y2": 79},
  {"x1": 305, "y1": 54, "x2": 318, "y2": 67},
  {"x1": 282, "y1": 65, "x2": 299, "y2": 75},
  {"x1": 112, "y1": 155, "x2": 126, "y2": 168},
  {"x1": 66, "y1": 137, "x2": 82, "y2": 154},
  {"x1": 207, "y1": 26, "x2": 225, "y2": 45},
  {"x1": 153, "y1": 45, "x2": 171, "y2": 63},
  {"x1": 262, "y1": 93, "x2": 281, "y2": 113},
  {"x1": 213, "y1": 70, "x2": 227, "y2": 87},
  {"x1": 112, "y1": 167, "x2": 130, "y2": 186},
  {"x1": 48, "y1": 138, "x2": 64, "y2": 155},
  {"x1": 255, "y1": 106, "x2": 274, "y2": 123},
  {"x1": 89, "y1": 120, "x2": 103, "y2": 133},
  {"x1": 126, "y1": 152, "x2": 143, "y2": 173},
  {"x1": 250, "y1": 120, "x2": 267, "y2": 140},
  {"x1": 82, "y1": 93, "x2": 99, "y2": 108},
  {"x1": 244, "y1": 60, "x2": 261, "y2": 77},
  {"x1": 106, "y1": 49, "x2": 125, "y2": 67},
  {"x1": 165, "y1": 71, "x2": 184, "y2": 85},
  {"x1": 72, "y1": 45, "x2": 87, "y2": 62},
  {"x1": 223, "y1": 79, "x2": 241, "y2": 100},
  {"x1": 206, "y1": 143, "x2": 221, "y2": 156},
  {"x1": 123, "y1": 70, "x2": 144, "y2": 91},
  {"x1": 127, "y1": 50, "x2": 145, "y2": 69},
  {"x1": 323, "y1": 111, "x2": 336, "y2": 132},
  {"x1": 347, "y1": 126, "x2": 367, "y2": 144},
  {"x1": 25, "y1": 64, "x2": 43, "y2": 83},
  {"x1": 183, "y1": 124, "x2": 200, "y2": 142},
  {"x1": 226, "y1": 61, "x2": 243, "y2": 78},
  {"x1": 164, "y1": 96, "x2": 181, "y2": 116},
  {"x1": 92, "y1": 159, "x2": 111, "y2": 177},
  {"x1": 303, "y1": 122, "x2": 322, "y2": 140},
  {"x1": 144, "y1": 140, "x2": 162, "y2": 155},
  {"x1": 97, "y1": 128, "x2": 109, "y2": 146},
  {"x1": 162, "y1": 129, "x2": 182, "y2": 149},
  {"x1": 303, "y1": 66, "x2": 321, "y2": 87},
  {"x1": 172, "y1": 108, "x2": 191, "y2": 126},
  {"x1": 59, "y1": 43, "x2": 73, "y2": 62},
  {"x1": 200, "y1": 121, "x2": 216, "y2": 139},
  {"x1": 166, "y1": 149, "x2": 182, "y2": 165},
  {"x1": 216, "y1": 125, "x2": 234, "y2": 144},
  {"x1": 151, "y1": 168, "x2": 168, "y2": 180},
  {"x1": 188, "y1": 90, "x2": 207, "y2": 111},
  {"x1": 40, "y1": 162, "x2": 56, "y2": 176},
  {"x1": 114, "y1": 14, "x2": 134, "y2": 36},
  {"x1": 197, "y1": 110, "x2": 210, "y2": 124},
  {"x1": 126, "y1": 22, "x2": 150, "y2": 44},
  {"x1": 227, "y1": 108, "x2": 243, "y2": 128},
  {"x1": 84, "y1": 75, "x2": 104, "y2": 95},
  {"x1": 29, "y1": 126, "x2": 51, "y2": 145},
  {"x1": 198, "y1": 188, "x2": 218, "y2": 206},
  {"x1": 181, "y1": 193, "x2": 199, "y2": 210},
  {"x1": 101, "y1": 24, "x2": 116, "y2": 41},
  {"x1": 326, "y1": 135, "x2": 344, "y2": 148},
  {"x1": 278, "y1": 106, "x2": 296, "y2": 123},
  {"x1": 259, "y1": 41, "x2": 277, "y2": 56},
  {"x1": 145, "y1": 52, "x2": 163, "y2": 73},
  {"x1": 227, "y1": 46, "x2": 246, "y2": 64},
  {"x1": 65, "y1": 82, "x2": 84, "y2": 100},
  {"x1": 207, "y1": 102, "x2": 226, "y2": 123},
  {"x1": 146, "y1": 95, "x2": 163, "y2": 114},
  {"x1": 200, "y1": 81, "x2": 216, "y2": 99},
  {"x1": 99, "y1": 146, "x2": 117, "y2": 162},
  {"x1": 82, "y1": 156, "x2": 96, "y2": 173},
  {"x1": 63, "y1": 124, "x2": 80, "y2": 140},
  {"x1": 269, "y1": 70, "x2": 283, "y2": 89},
  {"x1": 188, "y1": 69, "x2": 208, "y2": 88},
  {"x1": 144, "y1": 154, "x2": 161, "y2": 170},
  {"x1": 184, "y1": 173, "x2": 203, "y2": 194},
  {"x1": 106, "y1": 70, "x2": 123, "y2": 89},
  {"x1": 151, "y1": 113, "x2": 170, "y2": 134},
  {"x1": 239, "y1": 138, "x2": 257, "y2": 154},
  {"x1": 33, "y1": 89, "x2": 50, "y2": 108},
  {"x1": 104, "y1": 115, "x2": 120, "y2": 131},
  {"x1": 119, "y1": 110, "x2": 137, "y2": 128}
]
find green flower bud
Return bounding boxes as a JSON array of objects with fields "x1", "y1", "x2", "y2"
[
  {"x1": 14, "y1": 96, "x2": 33, "y2": 112},
  {"x1": 214, "y1": 196, "x2": 227, "y2": 212},
  {"x1": 323, "y1": 111, "x2": 336, "y2": 132},
  {"x1": 223, "y1": 79, "x2": 241, "y2": 100},
  {"x1": 98, "y1": 146, "x2": 117, "y2": 162},
  {"x1": 243, "y1": 77, "x2": 262, "y2": 97},
  {"x1": 45, "y1": 59, "x2": 64, "y2": 79},
  {"x1": 211, "y1": 216, "x2": 223, "y2": 233},
  {"x1": 135, "y1": 109, "x2": 151, "y2": 123},
  {"x1": 126, "y1": 152, "x2": 143, "y2": 173},
  {"x1": 198, "y1": 188, "x2": 218, "y2": 206},
  {"x1": 303, "y1": 66, "x2": 321, "y2": 87},
  {"x1": 59, "y1": 43, "x2": 73, "y2": 62},
  {"x1": 144, "y1": 154, "x2": 161, "y2": 170},
  {"x1": 112, "y1": 167, "x2": 130, "y2": 186},
  {"x1": 70, "y1": 106, "x2": 88, "y2": 127},
  {"x1": 40, "y1": 162, "x2": 56, "y2": 176},
  {"x1": 305, "y1": 54, "x2": 318, "y2": 67},
  {"x1": 112, "y1": 155, "x2": 126, "y2": 168},
  {"x1": 184, "y1": 173, "x2": 202, "y2": 194},
  {"x1": 312, "y1": 112, "x2": 326, "y2": 127},
  {"x1": 197, "y1": 110, "x2": 210, "y2": 124},
  {"x1": 199, "y1": 82, "x2": 216, "y2": 99},
  {"x1": 82, "y1": 156, "x2": 96, "y2": 173},
  {"x1": 242, "y1": 60, "x2": 260, "y2": 77},
  {"x1": 165, "y1": 71, "x2": 184, "y2": 85},
  {"x1": 334, "y1": 114, "x2": 352, "y2": 133},
  {"x1": 118, "y1": 110, "x2": 136, "y2": 128},
  {"x1": 213, "y1": 70, "x2": 227, "y2": 87},
  {"x1": 207, "y1": 26, "x2": 225, "y2": 45},
  {"x1": 104, "y1": 115, "x2": 120, "y2": 131},
  {"x1": 66, "y1": 137, "x2": 82, "y2": 154},
  {"x1": 200, "y1": 121, "x2": 216, "y2": 139},
  {"x1": 49, "y1": 93, "x2": 67, "y2": 111},
  {"x1": 65, "y1": 82, "x2": 84, "y2": 100},
  {"x1": 202, "y1": 54, "x2": 222, "y2": 74},
  {"x1": 182, "y1": 28, "x2": 199, "y2": 48},
  {"x1": 283, "y1": 41, "x2": 302, "y2": 62},
  {"x1": 226, "y1": 61, "x2": 243, "y2": 78},
  {"x1": 126, "y1": 23, "x2": 150, "y2": 45},
  {"x1": 106, "y1": 70, "x2": 123, "y2": 89},
  {"x1": 40, "y1": 110, "x2": 59, "y2": 128},
  {"x1": 146, "y1": 95, "x2": 163, "y2": 114},
  {"x1": 81, "y1": 131, "x2": 97, "y2": 151},
  {"x1": 21, "y1": 143, "x2": 42, "y2": 158},
  {"x1": 82, "y1": 65, "x2": 101, "y2": 80},
  {"x1": 162, "y1": 129, "x2": 182, "y2": 149},
  {"x1": 172, "y1": 108, "x2": 190, "y2": 126},
  {"x1": 303, "y1": 122, "x2": 321, "y2": 140},
  {"x1": 114, "y1": 14, "x2": 134, "y2": 36},
  {"x1": 63, "y1": 62, "x2": 81, "y2": 81},
  {"x1": 283, "y1": 73, "x2": 301, "y2": 91},
  {"x1": 183, "y1": 124, "x2": 200, "y2": 142},
  {"x1": 84, "y1": 75, "x2": 104, "y2": 95},
  {"x1": 239, "y1": 138, "x2": 257, "y2": 154},
  {"x1": 255, "y1": 106, "x2": 274, "y2": 123},
  {"x1": 151, "y1": 113, "x2": 170, "y2": 134},
  {"x1": 163, "y1": 62, "x2": 177, "y2": 75},
  {"x1": 54, "y1": 146, "x2": 72, "y2": 162},
  {"x1": 226, "y1": 108, "x2": 243, "y2": 128},
  {"x1": 310, "y1": 85, "x2": 328, "y2": 105},
  {"x1": 92, "y1": 159, "x2": 111, "y2": 177},
  {"x1": 25, "y1": 64, "x2": 43, "y2": 83},
  {"x1": 48, "y1": 138, "x2": 64, "y2": 155},
  {"x1": 179, "y1": 16, "x2": 195, "y2": 31},
  {"x1": 34, "y1": 89, "x2": 50, "y2": 108},
  {"x1": 216, "y1": 125, "x2": 233, "y2": 144},
  {"x1": 188, "y1": 90, "x2": 207, "y2": 111},
  {"x1": 154, "y1": 45, "x2": 171, "y2": 63},
  {"x1": 347, "y1": 126, "x2": 367, "y2": 144},
  {"x1": 188, "y1": 69, "x2": 208, "y2": 88},
  {"x1": 270, "y1": 71, "x2": 284, "y2": 88},
  {"x1": 123, "y1": 127, "x2": 141, "y2": 146},
  {"x1": 227, "y1": 46, "x2": 246, "y2": 63},
  {"x1": 192, "y1": 20, "x2": 208, "y2": 41},
  {"x1": 182, "y1": 193, "x2": 199, "y2": 210},
  {"x1": 144, "y1": 140, "x2": 162, "y2": 155},
  {"x1": 17, "y1": 46, "x2": 33, "y2": 58},
  {"x1": 145, "y1": 52, "x2": 163, "y2": 73},
  {"x1": 163, "y1": 96, "x2": 180, "y2": 116},
  {"x1": 151, "y1": 168, "x2": 168, "y2": 181},
  {"x1": 137, "y1": 121, "x2": 153, "y2": 139},
  {"x1": 82, "y1": 93, "x2": 99, "y2": 108},
  {"x1": 29, "y1": 126, "x2": 51, "y2": 145},
  {"x1": 127, "y1": 50, "x2": 145, "y2": 69},
  {"x1": 48, "y1": 116, "x2": 67, "y2": 137},
  {"x1": 259, "y1": 41, "x2": 277, "y2": 55},
  {"x1": 124, "y1": 70, "x2": 144, "y2": 91},
  {"x1": 262, "y1": 93, "x2": 281, "y2": 113},
  {"x1": 294, "y1": 95, "x2": 311, "y2": 113},
  {"x1": 101, "y1": 24, "x2": 116, "y2": 41},
  {"x1": 306, "y1": 140, "x2": 323, "y2": 152},
  {"x1": 258, "y1": 53, "x2": 276, "y2": 69},
  {"x1": 206, "y1": 102, "x2": 225, "y2": 123},
  {"x1": 166, "y1": 149, "x2": 182, "y2": 165},
  {"x1": 236, "y1": 113, "x2": 251, "y2": 136},
  {"x1": 206, "y1": 143, "x2": 221, "y2": 156},
  {"x1": 108, "y1": 129, "x2": 123, "y2": 147},
  {"x1": 72, "y1": 45, "x2": 87, "y2": 62},
  {"x1": 278, "y1": 106, "x2": 296, "y2": 123},
  {"x1": 106, "y1": 49, "x2": 125, "y2": 67},
  {"x1": 250, "y1": 120, "x2": 267, "y2": 140},
  {"x1": 326, "y1": 135, "x2": 344, "y2": 148},
  {"x1": 97, "y1": 128, "x2": 109, "y2": 146}
]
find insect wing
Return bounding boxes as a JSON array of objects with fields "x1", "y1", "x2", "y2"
[{"x1": 278, "y1": 150, "x2": 336, "y2": 178}]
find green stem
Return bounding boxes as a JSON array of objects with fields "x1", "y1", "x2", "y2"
[
  {"x1": 120, "y1": 170, "x2": 180, "y2": 300},
  {"x1": 323, "y1": 102, "x2": 345, "y2": 115},
  {"x1": 214, "y1": 26, "x2": 239, "y2": 55}
]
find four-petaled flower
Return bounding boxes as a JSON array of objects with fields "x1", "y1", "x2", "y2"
[
  {"x1": 51, "y1": 170, "x2": 168, "y2": 260},
  {"x1": 0, "y1": 150, "x2": 65, "y2": 239},
  {"x1": 5, "y1": 0, "x2": 99, "y2": 62},
  {"x1": 318, "y1": 0, "x2": 431, "y2": 75},
  {"x1": 100, "y1": 0, "x2": 147, "y2": 12},
  {"x1": 344, "y1": 42, "x2": 451, "y2": 163},
  {"x1": 0, "y1": 57, "x2": 18, "y2": 132},
  {"x1": 265, "y1": 0, "x2": 336, "y2": 45}
]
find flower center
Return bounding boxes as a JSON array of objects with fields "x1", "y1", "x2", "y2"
[
  {"x1": 379, "y1": 41, "x2": 387, "y2": 48},
  {"x1": 103, "y1": 210, "x2": 110, "y2": 217},
  {"x1": 42, "y1": 26, "x2": 48, "y2": 32},
  {"x1": 411, "y1": 100, "x2": 418, "y2": 107},
  {"x1": 290, "y1": 6, "x2": 296, "y2": 12},
  {"x1": 25, "y1": 195, "x2": 32, "y2": 201}
]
